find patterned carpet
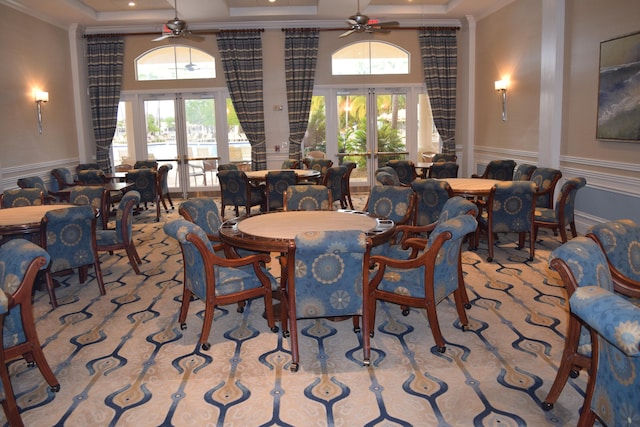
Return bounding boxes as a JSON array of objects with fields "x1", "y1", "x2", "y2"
[{"x1": 4, "y1": 195, "x2": 585, "y2": 426}]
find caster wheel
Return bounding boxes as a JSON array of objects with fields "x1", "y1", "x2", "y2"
[
  {"x1": 528, "y1": 257, "x2": 534, "y2": 262},
  {"x1": 487, "y1": 257, "x2": 493, "y2": 262},
  {"x1": 437, "y1": 346, "x2": 446, "y2": 353},
  {"x1": 290, "y1": 363, "x2": 299, "y2": 372},
  {"x1": 462, "y1": 325, "x2": 470, "y2": 331},
  {"x1": 27, "y1": 361, "x2": 35, "y2": 368},
  {"x1": 569, "y1": 369, "x2": 580, "y2": 379},
  {"x1": 201, "y1": 342, "x2": 211, "y2": 351},
  {"x1": 50, "y1": 384, "x2": 61, "y2": 393},
  {"x1": 237, "y1": 306, "x2": 244, "y2": 313},
  {"x1": 271, "y1": 326, "x2": 279, "y2": 333},
  {"x1": 363, "y1": 359, "x2": 371, "y2": 367},
  {"x1": 282, "y1": 330, "x2": 290, "y2": 338},
  {"x1": 464, "y1": 303, "x2": 471, "y2": 309},
  {"x1": 369, "y1": 331, "x2": 374, "y2": 338},
  {"x1": 180, "y1": 323, "x2": 187, "y2": 330},
  {"x1": 402, "y1": 309, "x2": 410, "y2": 316},
  {"x1": 353, "y1": 326, "x2": 361, "y2": 333},
  {"x1": 541, "y1": 401, "x2": 553, "y2": 411}
]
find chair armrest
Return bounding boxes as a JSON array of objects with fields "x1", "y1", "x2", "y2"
[
  {"x1": 471, "y1": 174, "x2": 482, "y2": 179},
  {"x1": 0, "y1": 289, "x2": 10, "y2": 314},
  {"x1": 570, "y1": 286, "x2": 640, "y2": 357}
]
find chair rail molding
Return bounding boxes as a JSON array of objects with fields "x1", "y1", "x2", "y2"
[{"x1": 1, "y1": 158, "x2": 80, "y2": 191}]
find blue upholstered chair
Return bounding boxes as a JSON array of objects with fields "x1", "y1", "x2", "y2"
[
  {"x1": 281, "y1": 159, "x2": 299, "y2": 169},
  {"x1": 530, "y1": 167, "x2": 562, "y2": 209},
  {"x1": 0, "y1": 188, "x2": 44, "y2": 208},
  {"x1": 307, "y1": 158, "x2": 333, "y2": 176},
  {"x1": 471, "y1": 159, "x2": 516, "y2": 181},
  {"x1": 341, "y1": 161, "x2": 357, "y2": 210},
  {"x1": 587, "y1": 219, "x2": 640, "y2": 296},
  {"x1": 534, "y1": 177, "x2": 586, "y2": 243},
  {"x1": 432, "y1": 153, "x2": 457, "y2": 163},
  {"x1": 375, "y1": 166, "x2": 405, "y2": 187},
  {"x1": 323, "y1": 166, "x2": 348, "y2": 209},
  {"x1": 428, "y1": 161, "x2": 459, "y2": 179},
  {"x1": 163, "y1": 219, "x2": 278, "y2": 351},
  {"x1": 50, "y1": 168, "x2": 77, "y2": 192},
  {"x1": 217, "y1": 163, "x2": 239, "y2": 171},
  {"x1": 126, "y1": 168, "x2": 160, "y2": 222},
  {"x1": 411, "y1": 179, "x2": 455, "y2": 228},
  {"x1": 68, "y1": 185, "x2": 108, "y2": 229},
  {"x1": 133, "y1": 160, "x2": 158, "y2": 170},
  {"x1": 217, "y1": 170, "x2": 264, "y2": 219},
  {"x1": 0, "y1": 239, "x2": 60, "y2": 426},
  {"x1": 157, "y1": 164, "x2": 174, "y2": 213},
  {"x1": 386, "y1": 160, "x2": 417, "y2": 185},
  {"x1": 475, "y1": 181, "x2": 537, "y2": 262},
  {"x1": 368, "y1": 215, "x2": 478, "y2": 353},
  {"x1": 542, "y1": 237, "x2": 612, "y2": 411},
  {"x1": 282, "y1": 230, "x2": 372, "y2": 372},
  {"x1": 77, "y1": 169, "x2": 106, "y2": 185},
  {"x1": 96, "y1": 191, "x2": 142, "y2": 275},
  {"x1": 76, "y1": 163, "x2": 101, "y2": 174},
  {"x1": 17, "y1": 176, "x2": 55, "y2": 204},
  {"x1": 513, "y1": 163, "x2": 537, "y2": 181},
  {"x1": 40, "y1": 205, "x2": 105, "y2": 308},
  {"x1": 265, "y1": 170, "x2": 297, "y2": 211},
  {"x1": 283, "y1": 185, "x2": 332, "y2": 211}
]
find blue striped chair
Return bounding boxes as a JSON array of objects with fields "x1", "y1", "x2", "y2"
[
  {"x1": 283, "y1": 185, "x2": 332, "y2": 211},
  {"x1": 0, "y1": 188, "x2": 44, "y2": 208},
  {"x1": 163, "y1": 219, "x2": 278, "y2": 351}
]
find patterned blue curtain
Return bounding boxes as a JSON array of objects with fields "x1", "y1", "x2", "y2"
[
  {"x1": 85, "y1": 34, "x2": 124, "y2": 173},
  {"x1": 283, "y1": 28, "x2": 320, "y2": 163},
  {"x1": 217, "y1": 30, "x2": 266, "y2": 170},
  {"x1": 419, "y1": 28, "x2": 458, "y2": 155}
]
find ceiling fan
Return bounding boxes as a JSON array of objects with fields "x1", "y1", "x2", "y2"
[
  {"x1": 339, "y1": 0, "x2": 399, "y2": 38},
  {"x1": 152, "y1": 0, "x2": 204, "y2": 42}
]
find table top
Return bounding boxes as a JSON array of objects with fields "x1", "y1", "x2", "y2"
[
  {"x1": 219, "y1": 210, "x2": 395, "y2": 253},
  {"x1": 244, "y1": 169, "x2": 321, "y2": 181},
  {"x1": 56, "y1": 182, "x2": 133, "y2": 194},
  {"x1": 437, "y1": 178, "x2": 502, "y2": 197},
  {"x1": 0, "y1": 204, "x2": 69, "y2": 235}
]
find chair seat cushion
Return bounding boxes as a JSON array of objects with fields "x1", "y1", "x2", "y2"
[
  {"x1": 371, "y1": 242, "x2": 412, "y2": 259},
  {"x1": 95, "y1": 230, "x2": 120, "y2": 246},
  {"x1": 534, "y1": 207, "x2": 555, "y2": 222},
  {"x1": 376, "y1": 266, "x2": 427, "y2": 299}
]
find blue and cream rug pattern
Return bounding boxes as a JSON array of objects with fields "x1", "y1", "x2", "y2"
[{"x1": 5, "y1": 196, "x2": 585, "y2": 426}]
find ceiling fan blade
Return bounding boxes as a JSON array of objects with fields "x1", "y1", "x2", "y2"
[
  {"x1": 340, "y1": 29, "x2": 356, "y2": 38},
  {"x1": 369, "y1": 27, "x2": 391, "y2": 34},
  {"x1": 185, "y1": 33, "x2": 205, "y2": 42},
  {"x1": 152, "y1": 34, "x2": 173, "y2": 41},
  {"x1": 347, "y1": 18, "x2": 357, "y2": 25},
  {"x1": 375, "y1": 21, "x2": 399, "y2": 28}
]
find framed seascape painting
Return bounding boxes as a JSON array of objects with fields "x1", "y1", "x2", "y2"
[{"x1": 596, "y1": 30, "x2": 640, "y2": 142}]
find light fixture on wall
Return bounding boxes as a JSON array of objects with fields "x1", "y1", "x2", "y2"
[
  {"x1": 35, "y1": 91, "x2": 48, "y2": 134},
  {"x1": 494, "y1": 80, "x2": 508, "y2": 121}
]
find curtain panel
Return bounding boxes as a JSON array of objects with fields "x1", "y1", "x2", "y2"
[
  {"x1": 419, "y1": 28, "x2": 458, "y2": 155},
  {"x1": 217, "y1": 30, "x2": 266, "y2": 171},
  {"x1": 283, "y1": 28, "x2": 320, "y2": 163},
  {"x1": 85, "y1": 34, "x2": 125, "y2": 173}
]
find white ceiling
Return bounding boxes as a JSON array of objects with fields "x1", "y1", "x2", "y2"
[{"x1": 3, "y1": 0, "x2": 507, "y2": 32}]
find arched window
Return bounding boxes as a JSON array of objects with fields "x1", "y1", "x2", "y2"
[
  {"x1": 135, "y1": 45, "x2": 216, "y2": 81},
  {"x1": 332, "y1": 41, "x2": 409, "y2": 75}
]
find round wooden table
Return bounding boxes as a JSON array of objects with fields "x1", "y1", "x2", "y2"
[
  {"x1": 436, "y1": 178, "x2": 503, "y2": 197},
  {"x1": 244, "y1": 169, "x2": 321, "y2": 183},
  {"x1": 219, "y1": 210, "x2": 395, "y2": 253},
  {"x1": 0, "y1": 205, "x2": 70, "y2": 236}
]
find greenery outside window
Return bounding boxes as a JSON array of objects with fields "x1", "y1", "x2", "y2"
[{"x1": 136, "y1": 45, "x2": 215, "y2": 81}]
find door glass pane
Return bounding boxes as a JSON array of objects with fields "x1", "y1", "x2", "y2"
[
  {"x1": 376, "y1": 93, "x2": 407, "y2": 168},
  {"x1": 185, "y1": 97, "x2": 217, "y2": 187},
  {"x1": 337, "y1": 93, "x2": 368, "y2": 185},
  {"x1": 304, "y1": 95, "x2": 327, "y2": 157},
  {"x1": 226, "y1": 98, "x2": 251, "y2": 170},
  {"x1": 112, "y1": 101, "x2": 133, "y2": 167},
  {"x1": 144, "y1": 99, "x2": 177, "y2": 162}
]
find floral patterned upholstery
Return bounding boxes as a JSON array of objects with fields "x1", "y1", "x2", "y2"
[
  {"x1": 40, "y1": 205, "x2": 105, "y2": 308},
  {"x1": 323, "y1": 166, "x2": 348, "y2": 209},
  {"x1": 77, "y1": 169, "x2": 106, "y2": 185},
  {"x1": 133, "y1": 160, "x2": 158, "y2": 170},
  {"x1": 428, "y1": 161, "x2": 459, "y2": 179},
  {"x1": 17, "y1": 176, "x2": 54, "y2": 203},
  {"x1": 163, "y1": 219, "x2": 278, "y2": 351},
  {"x1": 0, "y1": 188, "x2": 44, "y2": 208},
  {"x1": 471, "y1": 159, "x2": 516, "y2": 181},
  {"x1": 217, "y1": 170, "x2": 264, "y2": 219},
  {"x1": 386, "y1": 160, "x2": 417, "y2": 185},
  {"x1": 341, "y1": 161, "x2": 357, "y2": 210},
  {"x1": 50, "y1": 168, "x2": 77, "y2": 192},
  {"x1": 157, "y1": 164, "x2": 174, "y2": 213},
  {"x1": 432, "y1": 153, "x2": 457, "y2": 163},
  {"x1": 0, "y1": 239, "x2": 60, "y2": 425},
  {"x1": 96, "y1": 191, "x2": 142, "y2": 275},
  {"x1": 68, "y1": 185, "x2": 108, "y2": 229},
  {"x1": 126, "y1": 168, "x2": 160, "y2": 222},
  {"x1": 308, "y1": 159, "x2": 333, "y2": 175},
  {"x1": 475, "y1": 181, "x2": 536, "y2": 262},
  {"x1": 365, "y1": 185, "x2": 416, "y2": 258},
  {"x1": 281, "y1": 159, "x2": 299, "y2": 169},
  {"x1": 513, "y1": 163, "x2": 537, "y2": 181},
  {"x1": 411, "y1": 179, "x2": 454, "y2": 227},
  {"x1": 534, "y1": 177, "x2": 586, "y2": 243},
  {"x1": 368, "y1": 215, "x2": 478, "y2": 353},
  {"x1": 569, "y1": 285, "x2": 640, "y2": 426},
  {"x1": 283, "y1": 185, "x2": 332, "y2": 211},
  {"x1": 217, "y1": 163, "x2": 239, "y2": 171},
  {"x1": 76, "y1": 163, "x2": 101, "y2": 174},
  {"x1": 265, "y1": 170, "x2": 297, "y2": 211},
  {"x1": 283, "y1": 229, "x2": 372, "y2": 371},
  {"x1": 375, "y1": 166, "x2": 404, "y2": 186},
  {"x1": 530, "y1": 167, "x2": 562, "y2": 209}
]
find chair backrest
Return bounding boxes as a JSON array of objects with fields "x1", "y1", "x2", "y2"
[
  {"x1": 126, "y1": 169, "x2": 157, "y2": 203},
  {"x1": 308, "y1": 159, "x2": 333, "y2": 176},
  {"x1": 432, "y1": 153, "x2": 457, "y2": 163},
  {"x1": 341, "y1": 162, "x2": 357, "y2": 196},
  {"x1": 365, "y1": 185, "x2": 415, "y2": 225},
  {"x1": 179, "y1": 197, "x2": 223, "y2": 240},
  {"x1": 217, "y1": 163, "x2": 239, "y2": 171},
  {"x1": 17, "y1": 176, "x2": 49, "y2": 197},
  {"x1": 587, "y1": 219, "x2": 640, "y2": 286},
  {"x1": 375, "y1": 166, "x2": 402, "y2": 186},
  {"x1": 113, "y1": 191, "x2": 141, "y2": 244},
  {"x1": 68, "y1": 186, "x2": 107, "y2": 228},
  {"x1": 281, "y1": 159, "x2": 299, "y2": 169},
  {"x1": 530, "y1": 167, "x2": 562, "y2": 209},
  {"x1": 41, "y1": 205, "x2": 97, "y2": 273},
  {"x1": 218, "y1": 169, "x2": 253, "y2": 206},
  {"x1": 486, "y1": 181, "x2": 536, "y2": 232},
  {"x1": 133, "y1": 160, "x2": 158, "y2": 170},
  {"x1": 323, "y1": 166, "x2": 347, "y2": 206},
  {"x1": 50, "y1": 168, "x2": 76, "y2": 191},
  {"x1": 284, "y1": 185, "x2": 332, "y2": 211},
  {"x1": 410, "y1": 179, "x2": 454, "y2": 226},
  {"x1": 0, "y1": 239, "x2": 50, "y2": 295},
  {"x1": 266, "y1": 170, "x2": 297, "y2": 211},
  {"x1": 480, "y1": 159, "x2": 516, "y2": 180},
  {"x1": 115, "y1": 164, "x2": 133, "y2": 172},
  {"x1": 76, "y1": 163, "x2": 101, "y2": 174},
  {"x1": 386, "y1": 160, "x2": 416, "y2": 185},
  {"x1": 438, "y1": 196, "x2": 479, "y2": 223},
  {"x1": 513, "y1": 164, "x2": 537, "y2": 181},
  {"x1": 157, "y1": 164, "x2": 172, "y2": 196},
  {"x1": 77, "y1": 169, "x2": 106, "y2": 185},
  {"x1": 0, "y1": 188, "x2": 44, "y2": 208},
  {"x1": 290, "y1": 230, "x2": 371, "y2": 318},
  {"x1": 553, "y1": 177, "x2": 586, "y2": 225},
  {"x1": 428, "y1": 161, "x2": 459, "y2": 179}
]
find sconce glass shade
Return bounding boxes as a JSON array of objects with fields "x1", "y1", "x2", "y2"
[
  {"x1": 494, "y1": 80, "x2": 507, "y2": 91},
  {"x1": 35, "y1": 91, "x2": 49, "y2": 103}
]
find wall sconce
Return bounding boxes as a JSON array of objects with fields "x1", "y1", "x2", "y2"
[
  {"x1": 35, "y1": 91, "x2": 48, "y2": 134},
  {"x1": 494, "y1": 80, "x2": 507, "y2": 121}
]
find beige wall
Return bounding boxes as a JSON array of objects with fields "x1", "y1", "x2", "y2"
[{"x1": 0, "y1": 4, "x2": 78, "y2": 182}]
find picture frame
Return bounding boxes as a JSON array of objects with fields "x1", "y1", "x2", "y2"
[{"x1": 596, "y1": 30, "x2": 640, "y2": 142}]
